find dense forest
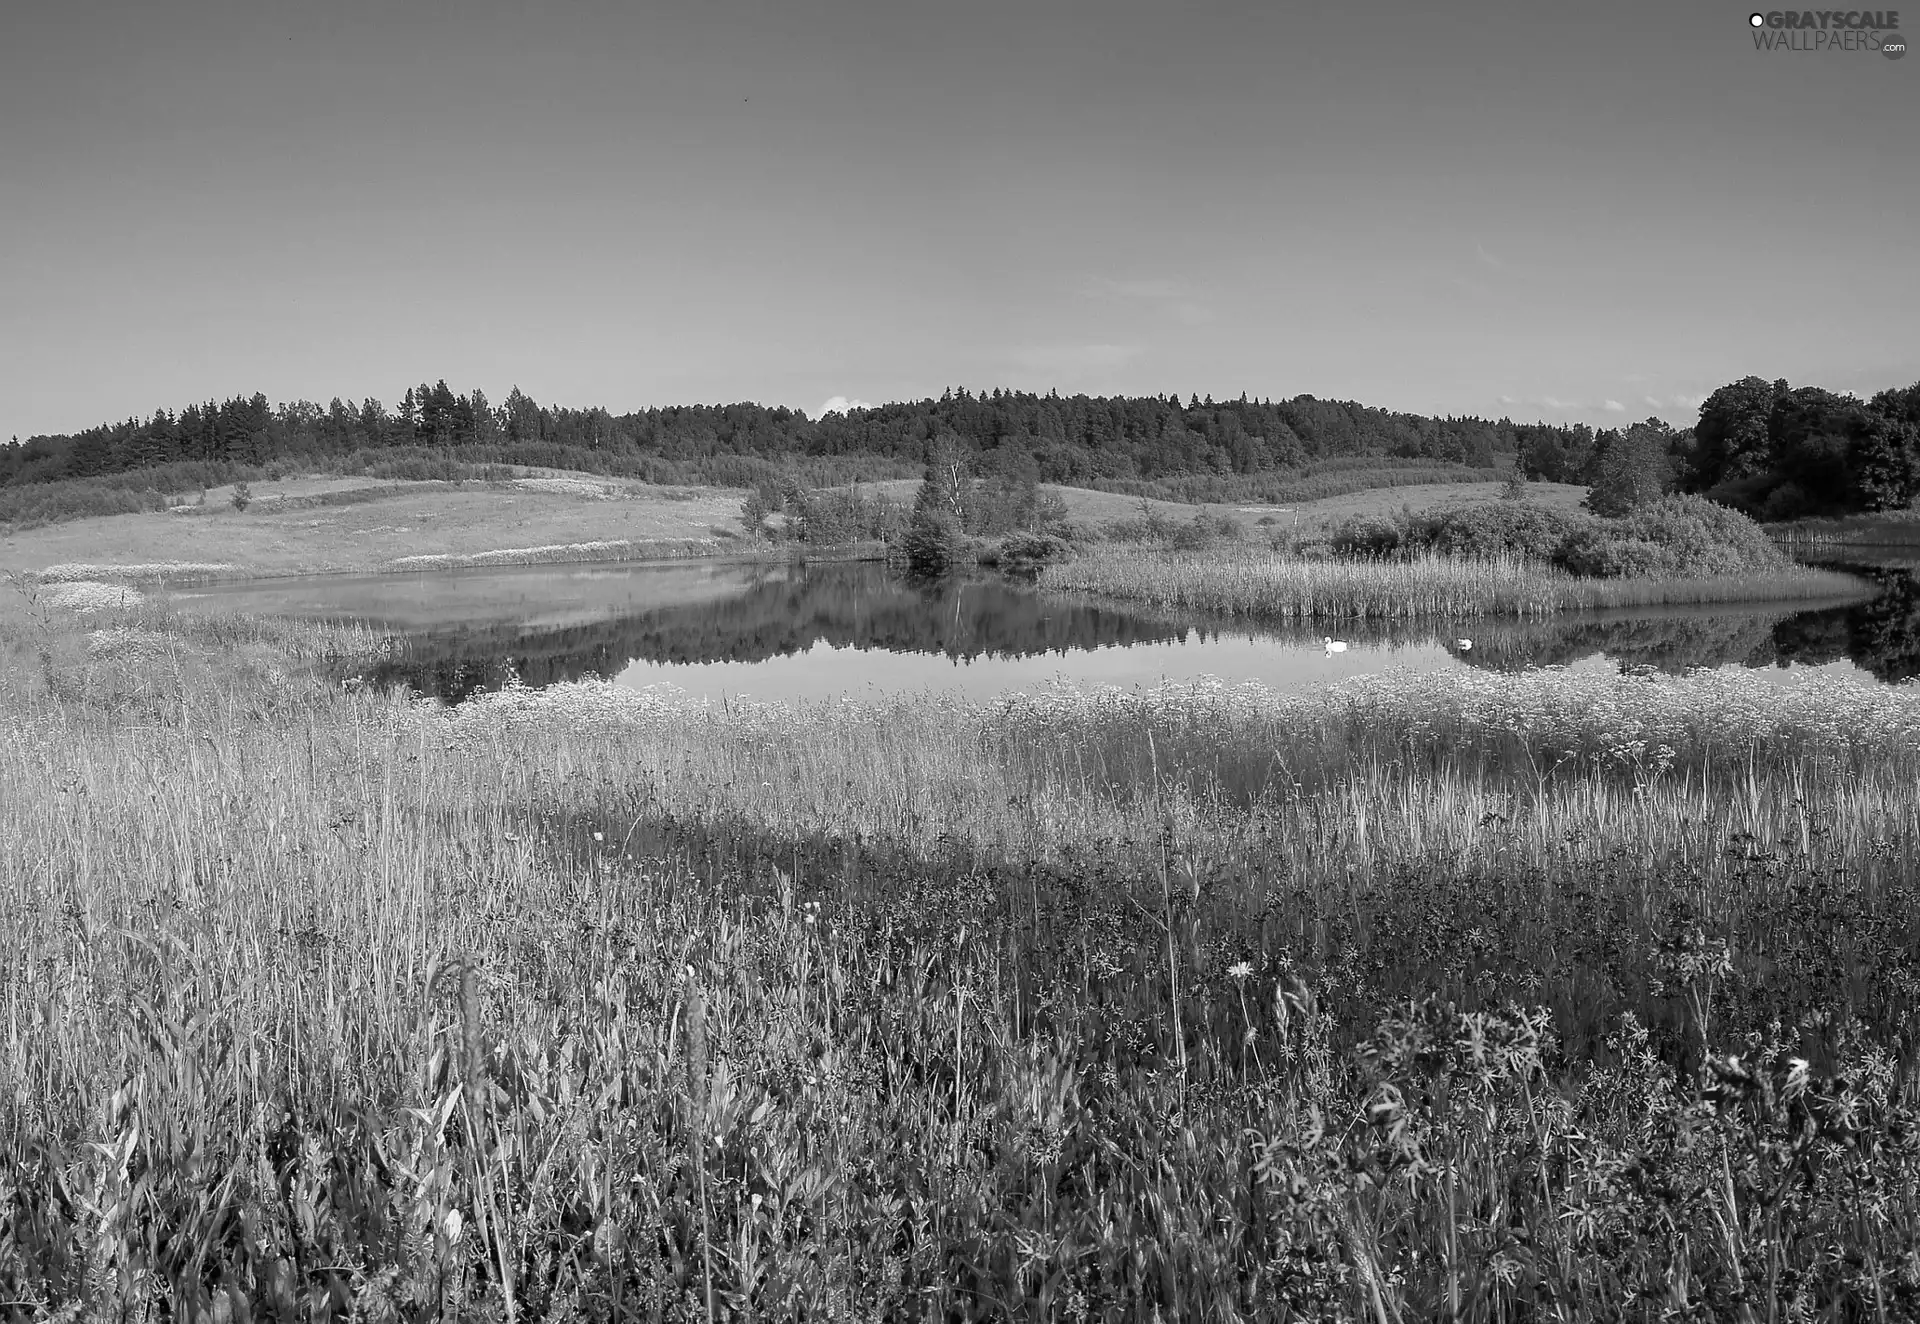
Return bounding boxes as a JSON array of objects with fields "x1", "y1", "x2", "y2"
[{"x1": 5, "y1": 374, "x2": 1917, "y2": 525}]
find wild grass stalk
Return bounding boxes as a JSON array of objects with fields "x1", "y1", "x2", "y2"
[{"x1": 1, "y1": 608, "x2": 1917, "y2": 1317}]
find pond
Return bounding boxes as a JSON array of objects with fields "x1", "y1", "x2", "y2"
[{"x1": 158, "y1": 557, "x2": 1920, "y2": 704}]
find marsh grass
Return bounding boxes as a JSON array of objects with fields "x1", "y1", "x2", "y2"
[
  {"x1": 1, "y1": 607, "x2": 1918, "y2": 1319},
  {"x1": 1042, "y1": 548, "x2": 1870, "y2": 621}
]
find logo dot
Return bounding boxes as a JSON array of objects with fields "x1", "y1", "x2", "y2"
[
  {"x1": 1884, "y1": 31, "x2": 1907, "y2": 57},
  {"x1": 1749, "y1": 11, "x2": 1765, "y2": 25}
]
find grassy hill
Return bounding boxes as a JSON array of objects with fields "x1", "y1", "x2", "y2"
[{"x1": 1, "y1": 469, "x2": 1595, "y2": 583}]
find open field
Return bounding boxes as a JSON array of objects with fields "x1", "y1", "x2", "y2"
[
  {"x1": 2, "y1": 592, "x2": 1918, "y2": 1319},
  {"x1": 0, "y1": 474, "x2": 751, "y2": 582}
]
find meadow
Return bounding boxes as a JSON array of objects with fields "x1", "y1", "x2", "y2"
[
  {"x1": 2, "y1": 582, "x2": 1918, "y2": 1321},
  {"x1": 0, "y1": 475, "x2": 752, "y2": 583}
]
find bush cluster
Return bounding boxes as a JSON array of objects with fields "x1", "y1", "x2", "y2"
[
  {"x1": 1327, "y1": 495, "x2": 1788, "y2": 579},
  {"x1": 991, "y1": 530, "x2": 1075, "y2": 573}
]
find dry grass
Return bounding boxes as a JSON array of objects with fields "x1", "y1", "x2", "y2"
[{"x1": 2, "y1": 595, "x2": 1918, "y2": 1318}]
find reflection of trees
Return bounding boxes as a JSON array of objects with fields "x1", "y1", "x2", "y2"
[
  {"x1": 1790, "y1": 565, "x2": 1920, "y2": 683},
  {"x1": 362, "y1": 564, "x2": 1193, "y2": 703},
  {"x1": 354, "y1": 562, "x2": 1920, "y2": 705},
  {"x1": 1448, "y1": 567, "x2": 1919, "y2": 681}
]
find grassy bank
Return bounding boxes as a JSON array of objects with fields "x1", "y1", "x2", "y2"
[
  {"x1": 2, "y1": 592, "x2": 1918, "y2": 1320},
  {"x1": 1039, "y1": 547, "x2": 1869, "y2": 621}
]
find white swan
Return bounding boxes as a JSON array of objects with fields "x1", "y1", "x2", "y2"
[{"x1": 1324, "y1": 637, "x2": 1348, "y2": 654}]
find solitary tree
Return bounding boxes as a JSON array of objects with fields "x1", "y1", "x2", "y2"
[
  {"x1": 739, "y1": 489, "x2": 771, "y2": 539},
  {"x1": 1584, "y1": 423, "x2": 1674, "y2": 516}
]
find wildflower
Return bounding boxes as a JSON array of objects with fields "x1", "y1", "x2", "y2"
[
  {"x1": 1227, "y1": 961, "x2": 1254, "y2": 982},
  {"x1": 442, "y1": 1209, "x2": 464, "y2": 1244}
]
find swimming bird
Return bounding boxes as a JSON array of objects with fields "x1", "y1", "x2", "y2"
[
  {"x1": 1324, "y1": 637, "x2": 1348, "y2": 654},
  {"x1": 1456, "y1": 638, "x2": 1473, "y2": 651}
]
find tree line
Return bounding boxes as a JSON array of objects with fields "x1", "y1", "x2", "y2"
[
  {"x1": 8, "y1": 375, "x2": 1915, "y2": 522},
  {"x1": 1, "y1": 383, "x2": 1556, "y2": 493},
  {"x1": 1519, "y1": 377, "x2": 1920, "y2": 519}
]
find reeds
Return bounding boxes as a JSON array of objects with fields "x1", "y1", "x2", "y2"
[
  {"x1": 2, "y1": 612, "x2": 1918, "y2": 1318},
  {"x1": 1041, "y1": 547, "x2": 1871, "y2": 620}
]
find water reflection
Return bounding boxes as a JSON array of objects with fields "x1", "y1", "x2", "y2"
[
  {"x1": 160, "y1": 557, "x2": 1919, "y2": 703},
  {"x1": 356, "y1": 565, "x2": 1197, "y2": 704},
  {"x1": 1439, "y1": 564, "x2": 1917, "y2": 684}
]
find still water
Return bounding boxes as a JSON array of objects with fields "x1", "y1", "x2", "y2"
[{"x1": 159, "y1": 557, "x2": 1919, "y2": 704}]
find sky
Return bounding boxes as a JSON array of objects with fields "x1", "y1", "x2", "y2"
[{"x1": 1, "y1": 0, "x2": 1914, "y2": 441}]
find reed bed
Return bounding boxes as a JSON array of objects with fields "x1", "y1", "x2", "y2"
[
  {"x1": 2, "y1": 615, "x2": 1919, "y2": 1319},
  {"x1": 1041, "y1": 548, "x2": 1870, "y2": 621}
]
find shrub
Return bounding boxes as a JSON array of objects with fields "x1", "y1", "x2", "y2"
[
  {"x1": 995, "y1": 531, "x2": 1073, "y2": 573},
  {"x1": 1554, "y1": 528, "x2": 1669, "y2": 578},
  {"x1": 231, "y1": 481, "x2": 251, "y2": 512},
  {"x1": 1428, "y1": 503, "x2": 1591, "y2": 563},
  {"x1": 1618, "y1": 494, "x2": 1788, "y2": 575},
  {"x1": 902, "y1": 509, "x2": 965, "y2": 575},
  {"x1": 1328, "y1": 513, "x2": 1408, "y2": 558}
]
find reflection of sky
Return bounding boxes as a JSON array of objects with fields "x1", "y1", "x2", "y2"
[
  {"x1": 616, "y1": 634, "x2": 1882, "y2": 706},
  {"x1": 157, "y1": 561, "x2": 1901, "y2": 701},
  {"x1": 616, "y1": 633, "x2": 1578, "y2": 705}
]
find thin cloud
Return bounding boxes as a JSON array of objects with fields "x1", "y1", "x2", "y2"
[
  {"x1": 1474, "y1": 243, "x2": 1506, "y2": 272},
  {"x1": 1539, "y1": 396, "x2": 1580, "y2": 411},
  {"x1": 1602, "y1": 399, "x2": 1626, "y2": 413},
  {"x1": 1497, "y1": 394, "x2": 1519, "y2": 406},
  {"x1": 815, "y1": 395, "x2": 874, "y2": 417},
  {"x1": 1013, "y1": 343, "x2": 1143, "y2": 374}
]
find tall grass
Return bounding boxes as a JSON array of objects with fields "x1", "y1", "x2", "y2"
[
  {"x1": 1042, "y1": 547, "x2": 1870, "y2": 621},
  {"x1": 2, "y1": 602, "x2": 1918, "y2": 1318}
]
